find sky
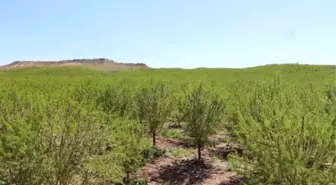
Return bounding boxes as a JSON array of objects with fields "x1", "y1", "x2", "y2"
[{"x1": 0, "y1": 0, "x2": 335, "y2": 68}]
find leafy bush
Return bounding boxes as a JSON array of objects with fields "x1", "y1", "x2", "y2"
[
  {"x1": 136, "y1": 79, "x2": 173, "y2": 146},
  {"x1": 97, "y1": 80, "x2": 138, "y2": 119},
  {"x1": 126, "y1": 179, "x2": 148, "y2": 185},
  {"x1": 0, "y1": 88, "x2": 148, "y2": 185},
  {"x1": 163, "y1": 128, "x2": 185, "y2": 139},
  {"x1": 229, "y1": 77, "x2": 336, "y2": 185},
  {"x1": 110, "y1": 118, "x2": 151, "y2": 183},
  {"x1": 180, "y1": 82, "x2": 225, "y2": 160},
  {"x1": 141, "y1": 147, "x2": 166, "y2": 163}
]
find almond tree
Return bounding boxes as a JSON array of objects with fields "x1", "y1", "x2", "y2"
[
  {"x1": 182, "y1": 82, "x2": 225, "y2": 160},
  {"x1": 136, "y1": 79, "x2": 172, "y2": 146}
]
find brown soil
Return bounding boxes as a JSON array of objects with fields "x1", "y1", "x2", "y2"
[
  {"x1": 155, "y1": 137, "x2": 193, "y2": 149},
  {"x1": 140, "y1": 137, "x2": 241, "y2": 185}
]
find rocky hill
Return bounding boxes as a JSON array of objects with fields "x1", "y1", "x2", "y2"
[{"x1": 0, "y1": 58, "x2": 149, "y2": 71}]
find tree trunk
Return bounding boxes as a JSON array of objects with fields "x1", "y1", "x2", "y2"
[
  {"x1": 152, "y1": 130, "x2": 156, "y2": 146},
  {"x1": 198, "y1": 144, "x2": 202, "y2": 160},
  {"x1": 125, "y1": 173, "x2": 130, "y2": 183}
]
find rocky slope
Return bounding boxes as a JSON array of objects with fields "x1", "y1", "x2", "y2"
[{"x1": 0, "y1": 58, "x2": 149, "y2": 70}]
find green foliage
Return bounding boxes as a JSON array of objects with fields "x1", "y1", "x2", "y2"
[
  {"x1": 110, "y1": 118, "x2": 151, "y2": 182},
  {"x1": 325, "y1": 85, "x2": 336, "y2": 116},
  {"x1": 141, "y1": 147, "x2": 166, "y2": 163},
  {"x1": 136, "y1": 79, "x2": 173, "y2": 146},
  {"x1": 163, "y1": 128, "x2": 185, "y2": 139},
  {"x1": 126, "y1": 179, "x2": 148, "y2": 185},
  {"x1": 229, "y1": 77, "x2": 336, "y2": 185},
  {"x1": 165, "y1": 147, "x2": 195, "y2": 158},
  {"x1": 180, "y1": 82, "x2": 225, "y2": 160},
  {"x1": 0, "y1": 91, "x2": 125, "y2": 185},
  {"x1": 0, "y1": 85, "x2": 148, "y2": 185},
  {"x1": 0, "y1": 64, "x2": 334, "y2": 185},
  {"x1": 97, "y1": 80, "x2": 138, "y2": 119}
]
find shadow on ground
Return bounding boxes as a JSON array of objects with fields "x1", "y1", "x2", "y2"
[
  {"x1": 152, "y1": 159, "x2": 213, "y2": 185},
  {"x1": 156, "y1": 137, "x2": 194, "y2": 149},
  {"x1": 219, "y1": 177, "x2": 245, "y2": 185},
  {"x1": 165, "y1": 138, "x2": 194, "y2": 148}
]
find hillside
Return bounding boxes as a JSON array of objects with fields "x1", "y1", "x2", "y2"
[
  {"x1": 0, "y1": 64, "x2": 334, "y2": 88},
  {"x1": 0, "y1": 58, "x2": 149, "y2": 71}
]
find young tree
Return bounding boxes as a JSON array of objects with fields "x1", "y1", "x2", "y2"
[
  {"x1": 136, "y1": 79, "x2": 172, "y2": 146},
  {"x1": 182, "y1": 82, "x2": 225, "y2": 160},
  {"x1": 109, "y1": 117, "x2": 150, "y2": 183}
]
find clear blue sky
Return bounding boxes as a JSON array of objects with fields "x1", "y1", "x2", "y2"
[{"x1": 0, "y1": 0, "x2": 335, "y2": 68}]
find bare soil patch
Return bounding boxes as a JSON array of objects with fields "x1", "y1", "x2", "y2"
[
  {"x1": 155, "y1": 137, "x2": 193, "y2": 149},
  {"x1": 141, "y1": 137, "x2": 239, "y2": 185}
]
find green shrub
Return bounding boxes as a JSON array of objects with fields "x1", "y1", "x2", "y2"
[
  {"x1": 97, "y1": 80, "x2": 137, "y2": 119},
  {"x1": 136, "y1": 79, "x2": 173, "y2": 146},
  {"x1": 127, "y1": 179, "x2": 148, "y2": 185},
  {"x1": 163, "y1": 128, "x2": 185, "y2": 139},
  {"x1": 229, "y1": 77, "x2": 336, "y2": 185},
  {"x1": 165, "y1": 147, "x2": 195, "y2": 158},
  {"x1": 110, "y1": 118, "x2": 151, "y2": 183},
  {"x1": 180, "y1": 82, "x2": 225, "y2": 160},
  {"x1": 141, "y1": 147, "x2": 166, "y2": 163},
  {"x1": 0, "y1": 88, "x2": 143, "y2": 185}
]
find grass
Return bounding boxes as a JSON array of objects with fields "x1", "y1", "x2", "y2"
[
  {"x1": 165, "y1": 147, "x2": 196, "y2": 158},
  {"x1": 162, "y1": 128, "x2": 185, "y2": 140}
]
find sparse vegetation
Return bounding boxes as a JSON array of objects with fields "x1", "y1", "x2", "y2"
[
  {"x1": 162, "y1": 128, "x2": 185, "y2": 140},
  {"x1": 165, "y1": 147, "x2": 195, "y2": 158},
  {"x1": 0, "y1": 64, "x2": 335, "y2": 185}
]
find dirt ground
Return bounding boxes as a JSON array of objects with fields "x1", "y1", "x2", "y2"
[{"x1": 140, "y1": 136, "x2": 243, "y2": 185}]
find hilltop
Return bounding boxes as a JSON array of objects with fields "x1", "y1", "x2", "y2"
[{"x1": 0, "y1": 58, "x2": 149, "y2": 71}]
